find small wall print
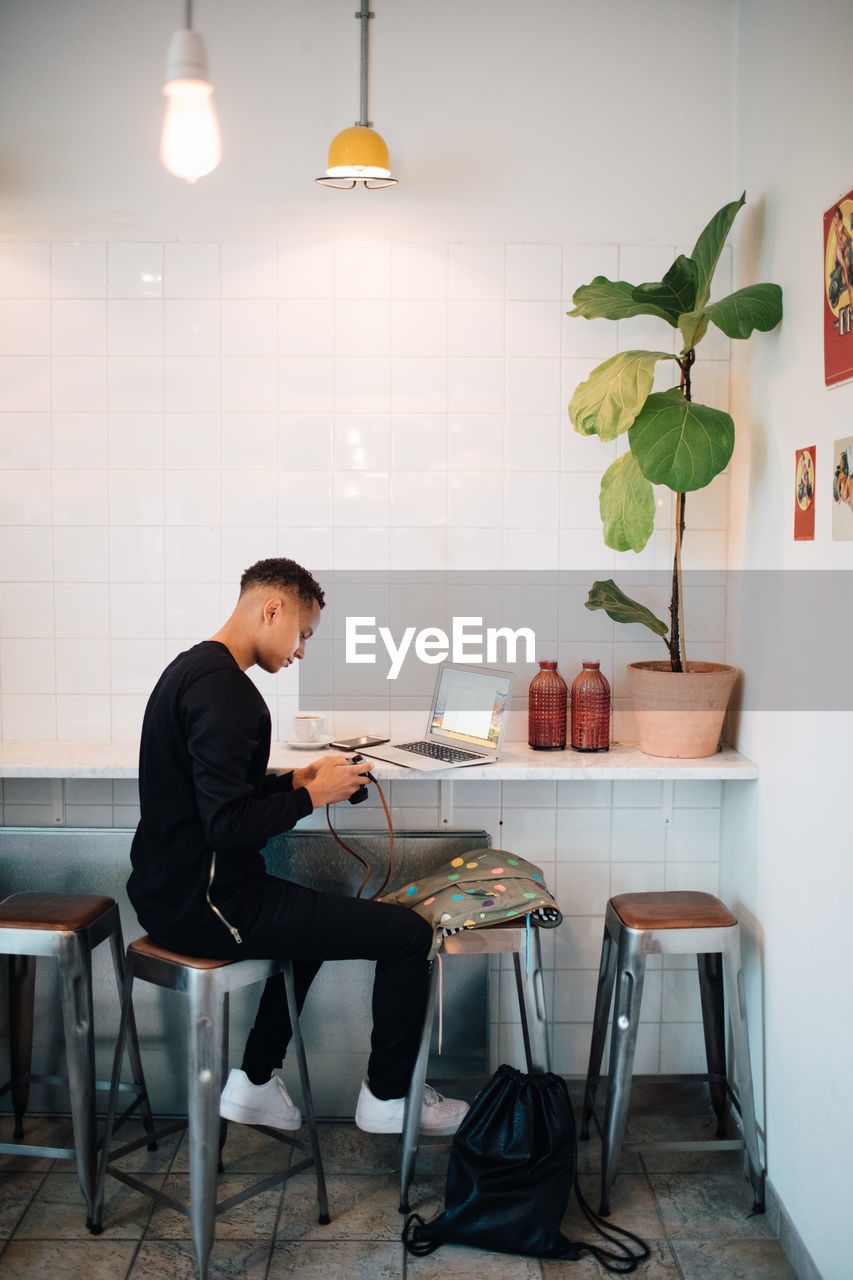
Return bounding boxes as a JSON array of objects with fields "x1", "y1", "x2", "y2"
[
  {"x1": 823, "y1": 192, "x2": 853, "y2": 386},
  {"x1": 794, "y1": 446, "x2": 816, "y2": 541},
  {"x1": 832, "y1": 435, "x2": 853, "y2": 539}
]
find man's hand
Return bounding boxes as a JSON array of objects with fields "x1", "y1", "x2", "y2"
[
  {"x1": 291, "y1": 761, "x2": 321, "y2": 791},
  {"x1": 297, "y1": 755, "x2": 372, "y2": 808}
]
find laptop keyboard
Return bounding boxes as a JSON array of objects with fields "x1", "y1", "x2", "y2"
[{"x1": 396, "y1": 740, "x2": 481, "y2": 763}]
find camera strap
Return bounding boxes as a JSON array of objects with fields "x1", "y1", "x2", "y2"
[{"x1": 325, "y1": 774, "x2": 395, "y2": 899}]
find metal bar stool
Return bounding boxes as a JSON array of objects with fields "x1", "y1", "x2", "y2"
[
  {"x1": 93, "y1": 938, "x2": 329, "y2": 1280},
  {"x1": 581, "y1": 890, "x2": 765, "y2": 1216},
  {"x1": 0, "y1": 892, "x2": 155, "y2": 1230},
  {"x1": 399, "y1": 918, "x2": 550, "y2": 1214}
]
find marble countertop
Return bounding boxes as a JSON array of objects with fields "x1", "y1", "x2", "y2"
[{"x1": 0, "y1": 740, "x2": 758, "y2": 780}]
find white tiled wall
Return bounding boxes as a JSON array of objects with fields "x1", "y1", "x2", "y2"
[
  {"x1": 0, "y1": 239, "x2": 731, "y2": 742},
  {"x1": 0, "y1": 238, "x2": 731, "y2": 1075}
]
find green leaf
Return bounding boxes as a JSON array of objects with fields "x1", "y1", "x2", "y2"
[
  {"x1": 629, "y1": 387, "x2": 735, "y2": 492},
  {"x1": 598, "y1": 452, "x2": 657, "y2": 551},
  {"x1": 677, "y1": 309, "x2": 710, "y2": 352},
  {"x1": 585, "y1": 578, "x2": 669, "y2": 636},
  {"x1": 569, "y1": 350, "x2": 674, "y2": 440},
  {"x1": 691, "y1": 193, "x2": 746, "y2": 310},
  {"x1": 705, "y1": 283, "x2": 783, "y2": 339},
  {"x1": 631, "y1": 255, "x2": 699, "y2": 323},
  {"x1": 567, "y1": 276, "x2": 676, "y2": 324}
]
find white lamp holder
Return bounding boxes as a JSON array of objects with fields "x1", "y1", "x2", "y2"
[{"x1": 164, "y1": 27, "x2": 211, "y2": 84}]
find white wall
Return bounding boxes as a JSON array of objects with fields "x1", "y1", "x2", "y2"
[
  {"x1": 0, "y1": 1, "x2": 743, "y2": 1119},
  {"x1": 725, "y1": 2, "x2": 853, "y2": 1277},
  {"x1": 0, "y1": 0, "x2": 735, "y2": 244},
  {"x1": 0, "y1": 233, "x2": 734, "y2": 742},
  {"x1": 0, "y1": 0, "x2": 739, "y2": 741}
]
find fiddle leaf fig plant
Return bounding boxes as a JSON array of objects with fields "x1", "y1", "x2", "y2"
[{"x1": 567, "y1": 193, "x2": 782, "y2": 671}]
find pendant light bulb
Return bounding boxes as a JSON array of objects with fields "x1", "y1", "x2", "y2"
[{"x1": 160, "y1": 27, "x2": 222, "y2": 183}]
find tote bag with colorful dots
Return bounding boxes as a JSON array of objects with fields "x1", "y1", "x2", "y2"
[{"x1": 379, "y1": 848, "x2": 561, "y2": 956}]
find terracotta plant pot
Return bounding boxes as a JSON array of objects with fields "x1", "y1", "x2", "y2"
[{"x1": 626, "y1": 661, "x2": 738, "y2": 759}]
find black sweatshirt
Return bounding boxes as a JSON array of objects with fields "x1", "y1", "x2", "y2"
[{"x1": 127, "y1": 640, "x2": 313, "y2": 942}]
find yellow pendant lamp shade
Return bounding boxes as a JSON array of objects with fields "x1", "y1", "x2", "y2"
[
  {"x1": 315, "y1": 6, "x2": 398, "y2": 191},
  {"x1": 316, "y1": 125, "x2": 397, "y2": 189}
]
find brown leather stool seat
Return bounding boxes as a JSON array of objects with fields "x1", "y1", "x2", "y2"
[
  {"x1": 610, "y1": 890, "x2": 738, "y2": 931},
  {"x1": 0, "y1": 891, "x2": 116, "y2": 931},
  {"x1": 128, "y1": 934, "x2": 234, "y2": 969},
  {"x1": 581, "y1": 889, "x2": 764, "y2": 1217},
  {"x1": 0, "y1": 890, "x2": 154, "y2": 1231}
]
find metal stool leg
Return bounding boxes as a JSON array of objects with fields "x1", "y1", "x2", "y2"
[
  {"x1": 581, "y1": 921, "x2": 618, "y2": 1140},
  {"x1": 217, "y1": 994, "x2": 229, "y2": 1172},
  {"x1": 722, "y1": 932, "x2": 765, "y2": 1213},
  {"x1": 188, "y1": 975, "x2": 225, "y2": 1280},
  {"x1": 8, "y1": 953, "x2": 36, "y2": 1138},
  {"x1": 107, "y1": 925, "x2": 157, "y2": 1145},
  {"x1": 91, "y1": 967, "x2": 135, "y2": 1234},
  {"x1": 57, "y1": 932, "x2": 98, "y2": 1227},
  {"x1": 282, "y1": 962, "x2": 329, "y2": 1225},
  {"x1": 697, "y1": 951, "x2": 727, "y2": 1136},
  {"x1": 599, "y1": 931, "x2": 646, "y2": 1216},
  {"x1": 399, "y1": 959, "x2": 439, "y2": 1215},
  {"x1": 512, "y1": 927, "x2": 550, "y2": 1072}
]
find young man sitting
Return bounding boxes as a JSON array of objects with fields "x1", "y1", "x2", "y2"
[{"x1": 127, "y1": 556, "x2": 467, "y2": 1136}]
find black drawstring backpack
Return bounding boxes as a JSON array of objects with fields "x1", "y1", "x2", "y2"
[{"x1": 403, "y1": 1064, "x2": 650, "y2": 1273}]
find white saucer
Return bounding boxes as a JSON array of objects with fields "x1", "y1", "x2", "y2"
[{"x1": 284, "y1": 738, "x2": 333, "y2": 750}]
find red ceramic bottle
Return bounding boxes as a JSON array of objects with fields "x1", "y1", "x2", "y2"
[
  {"x1": 528, "y1": 660, "x2": 568, "y2": 750},
  {"x1": 570, "y1": 661, "x2": 611, "y2": 752}
]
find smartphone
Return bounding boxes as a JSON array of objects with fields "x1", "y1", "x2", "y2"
[{"x1": 329, "y1": 735, "x2": 390, "y2": 750}]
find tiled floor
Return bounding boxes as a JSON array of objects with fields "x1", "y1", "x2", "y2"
[{"x1": 0, "y1": 1083, "x2": 799, "y2": 1280}]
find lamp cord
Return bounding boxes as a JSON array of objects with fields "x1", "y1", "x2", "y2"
[
  {"x1": 355, "y1": 6, "x2": 374, "y2": 128},
  {"x1": 185, "y1": 0, "x2": 194, "y2": 31}
]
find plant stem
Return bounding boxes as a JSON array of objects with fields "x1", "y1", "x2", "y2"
[
  {"x1": 669, "y1": 349, "x2": 696, "y2": 672},
  {"x1": 668, "y1": 503, "x2": 683, "y2": 671},
  {"x1": 675, "y1": 490, "x2": 687, "y2": 669}
]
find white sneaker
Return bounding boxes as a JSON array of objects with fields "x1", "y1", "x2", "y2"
[
  {"x1": 354, "y1": 1079, "x2": 469, "y2": 1136},
  {"x1": 219, "y1": 1068, "x2": 302, "y2": 1131}
]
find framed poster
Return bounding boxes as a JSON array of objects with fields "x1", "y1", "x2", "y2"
[
  {"x1": 823, "y1": 191, "x2": 853, "y2": 386},
  {"x1": 832, "y1": 434, "x2": 853, "y2": 540},
  {"x1": 794, "y1": 446, "x2": 816, "y2": 541}
]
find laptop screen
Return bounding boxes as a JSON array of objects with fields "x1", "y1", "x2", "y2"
[{"x1": 428, "y1": 664, "x2": 513, "y2": 753}]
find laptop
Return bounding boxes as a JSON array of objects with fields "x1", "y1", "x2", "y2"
[{"x1": 358, "y1": 663, "x2": 515, "y2": 772}]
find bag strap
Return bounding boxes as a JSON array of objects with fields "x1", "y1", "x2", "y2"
[
  {"x1": 403, "y1": 1185, "x2": 649, "y2": 1271},
  {"x1": 402, "y1": 1212, "x2": 442, "y2": 1257},
  {"x1": 564, "y1": 1178, "x2": 651, "y2": 1274}
]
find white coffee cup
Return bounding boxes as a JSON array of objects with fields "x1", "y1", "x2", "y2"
[{"x1": 293, "y1": 713, "x2": 326, "y2": 743}]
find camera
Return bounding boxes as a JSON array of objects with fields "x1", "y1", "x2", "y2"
[{"x1": 346, "y1": 753, "x2": 371, "y2": 805}]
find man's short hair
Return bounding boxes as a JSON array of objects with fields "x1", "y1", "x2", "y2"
[{"x1": 239, "y1": 558, "x2": 325, "y2": 609}]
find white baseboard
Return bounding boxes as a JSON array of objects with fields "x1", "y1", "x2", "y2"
[{"x1": 766, "y1": 1177, "x2": 824, "y2": 1280}]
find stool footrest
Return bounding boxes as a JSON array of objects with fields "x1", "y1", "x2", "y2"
[
  {"x1": 107, "y1": 1168, "x2": 189, "y2": 1217},
  {"x1": 107, "y1": 1120, "x2": 185, "y2": 1165},
  {"x1": 215, "y1": 1168, "x2": 306, "y2": 1217},
  {"x1": 248, "y1": 1123, "x2": 322, "y2": 1156},
  {"x1": 623, "y1": 1138, "x2": 745, "y2": 1153},
  {"x1": 0, "y1": 1072, "x2": 147, "y2": 1094},
  {"x1": 105, "y1": 1147, "x2": 322, "y2": 1223},
  {"x1": 104, "y1": 1114, "x2": 325, "y2": 1218},
  {"x1": 0, "y1": 1142, "x2": 75, "y2": 1160}
]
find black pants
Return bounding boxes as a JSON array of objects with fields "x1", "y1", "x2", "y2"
[{"x1": 153, "y1": 874, "x2": 434, "y2": 1101}]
